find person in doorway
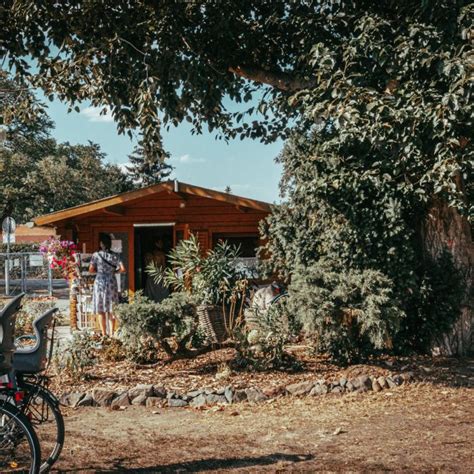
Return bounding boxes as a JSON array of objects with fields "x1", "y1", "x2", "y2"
[
  {"x1": 88, "y1": 233, "x2": 126, "y2": 336},
  {"x1": 144, "y1": 237, "x2": 169, "y2": 303}
]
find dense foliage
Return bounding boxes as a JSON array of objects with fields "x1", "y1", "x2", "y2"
[
  {"x1": 115, "y1": 292, "x2": 202, "y2": 362},
  {"x1": 148, "y1": 234, "x2": 244, "y2": 306},
  {"x1": 2, "y1": 1, "x2": 472, "y2": 357},
  {"x1": 259, "y1": 1, "x2": 472, "y2": 359},
  {"x1": 0, "y1": 83, "x2": 134, "y2": 222}
]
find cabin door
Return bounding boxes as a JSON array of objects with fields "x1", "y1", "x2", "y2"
[{"x1": 133, "y1": 224, "x2": 174, "y2": 292}]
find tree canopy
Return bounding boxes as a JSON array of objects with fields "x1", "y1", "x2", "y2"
[
  {"x1": 2, "y1": 1, "x2": 471, "y2": 212},
  {"x1": 2, "y1": 0, "x2": 472, "y2": 357}
]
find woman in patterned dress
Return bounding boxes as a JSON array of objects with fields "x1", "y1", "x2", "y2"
[{"x1": 88, "y1": 234, "x2": 125, "y2": 336}]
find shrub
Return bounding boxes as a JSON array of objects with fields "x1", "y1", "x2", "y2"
[
  {"x1": 235, "y1": 298, "x2": 299, "y2": 370},
  {"x1": 287, "y1": 260, "x2": 404, "y2": 364},
  {"x1": 53, "y1": 330, "x2": 97, "y2": 380},
  {"x1": 115, "y1": 291, "x2": 201, "y2": 362},
  {"x1": 100, "y1": 337, "x2": 127, "y2": 362}
]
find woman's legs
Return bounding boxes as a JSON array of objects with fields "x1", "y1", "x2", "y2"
[
  {"x1": 106, "y1": 313, "x2": 117, "y2": 336},
  {"x1": 98, "y1": 312, "x2": 107, "y2": 336}
]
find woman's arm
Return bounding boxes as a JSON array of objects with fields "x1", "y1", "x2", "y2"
[
  {"x1": 88, "y1": 254, "x2": 97, "y2": 274},
  {"x1": 118, "y1": 262, "x2": 126, "y2": 273}
]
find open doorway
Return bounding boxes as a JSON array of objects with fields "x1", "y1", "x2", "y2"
[{"x1": 134, "y1": 225, "x2": 174, "y2": 292}]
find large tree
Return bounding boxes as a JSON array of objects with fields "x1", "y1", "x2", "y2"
[{"x1": 1, "y1": 1, "x2": 472, "y2": 353}]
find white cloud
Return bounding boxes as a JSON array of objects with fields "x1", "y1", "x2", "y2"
[
  {"x1": 173, "y1": 154, "x2": 206, "y2": 164},
  {"x1": 81, "y1": 106, "x2": 114, "y2": 123}
]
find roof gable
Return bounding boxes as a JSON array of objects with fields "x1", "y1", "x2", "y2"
[{"x1": 34, "y1": 180, "x2": 271, "y2": 226}]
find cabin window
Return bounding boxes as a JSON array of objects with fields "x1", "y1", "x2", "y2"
[{"x1": 211, "y1": 233, "x2": 259, "y2": 257}]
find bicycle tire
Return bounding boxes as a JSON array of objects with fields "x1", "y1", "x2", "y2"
[
  {"x1": 18, "y1": 382, "x2": 65, "y2": 473},
  {"x1": 0, "y1": 400, "x2": 41, "y2": 474}
]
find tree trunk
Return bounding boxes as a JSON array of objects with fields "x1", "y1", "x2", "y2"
[{"x1": 422, "y1": 198, "x2": 473, "y2": 355}]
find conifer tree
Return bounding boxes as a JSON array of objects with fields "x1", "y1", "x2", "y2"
[{"x1": 126, "y1": 141, "x2": 173, "y2": 186}]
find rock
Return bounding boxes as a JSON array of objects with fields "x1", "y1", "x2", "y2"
[
  {"x1": 285, "y1": 381, "x2": 315, "y2": 396},
  {"x1": 131, "y1": 394, "x2": 148, "y2": 406},
  {"x1": 152, "y1": 385, "x2": 167, "y2": 398},
  {"x1": 111, "y1": 391, "x2": 130, "y2": 408},
  {"x1": 401, "y1": 371, "x2": 415, "y2": 383},
  {"x1": 331, "y1": 386, "x2": 344, "y2": 394},
  {"x1": 205, "y1": 394, "x2": 227, "y2": 405},
  {"x1": 190, "y1": 393, "x2": 207, "y2": 407},
  {"x1": 350, "y1": 377, "x2": 361, "y2": 389},
  {"x1": 372, "y1": 380, "x2": 383, "y2": 392},
  {"x1": 392, "y1": 374, "x2": 404, "y2": 386},
  {"x1": 216, "y1": 387, "x2": 226, "y2": 395},
  {"x1": 146, "y1": 397, "x2": 163, "y2": 408},
  {"x1": 339, "y1": 378, "x2": 348, "y2": 388},
  {"x1": 356, "y1": 385, "x2": 370, "y2": 394},
  {"x1": 128, "y1": 384, "x2": 154, "y2": 400},
  {"x1": 76, "y1": 392, "x2": 95, "y2": 407},
  {"x1": 377, "y1": 376, "x2": 389, "y2": 389},
  {"x1": 232, "y1": 390, "x2": 248, "y2": 403},
  {"x1": 60, "y1": 392, "x2": 84, "y2": 407},
  {"x1": 386, "y1": 376, "x2": 397, "y2": 388},
  {"x1": 187, "y1": 389, "x2": 203, "y2": 398},
  {"x1": 92, "y1": 389, "x2": 117, "y2": 407},
  {"x1": 345, "y1": 382, "x2": 355, "y2": 392},
  {"x1": 310, "y1": 383, "x2": 328, "y2": 396},
  {"x1": 245, "y1": 388, "x2": 267, "y2": 403},
  {"x1": 224, "y1": 386, "x2": 234, "y2": 404},
  {"x1": 358, "y1": 375, "x2": 372, "y2": 390},
  {"x1": 168, "y1": 398, "x2": 188, "y2": 407},
  {"x1": 167, "y1": 391, "x2": 176, "y2": 399},
  {"x1": 263, "y1": 385, "x2": 286, "y2": 398}
]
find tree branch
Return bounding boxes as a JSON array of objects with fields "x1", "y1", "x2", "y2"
[{"x1": 228, "y1": 65, "x2": 316, "y2": 92}]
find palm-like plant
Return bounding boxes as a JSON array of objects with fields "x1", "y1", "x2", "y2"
[{"x1": 146, "y1": 234, "x2": 244, "y2": 306}]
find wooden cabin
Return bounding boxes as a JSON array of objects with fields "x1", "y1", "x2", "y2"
[{"x1": 34, "y1": 180, "x2": 271, "y2": 294}]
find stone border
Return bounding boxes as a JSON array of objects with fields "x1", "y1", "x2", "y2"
[{"x1": 60, "y1": 372, "x2": 415, "y2": 409}]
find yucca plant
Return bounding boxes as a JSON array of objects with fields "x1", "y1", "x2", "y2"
[{"x1": 147, "y1": 234, "x2": 244, "y2": 306}]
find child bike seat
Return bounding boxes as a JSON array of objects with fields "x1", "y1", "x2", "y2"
[{"x1": 13, "y1": 308, "x2": 58, "y2": 374}]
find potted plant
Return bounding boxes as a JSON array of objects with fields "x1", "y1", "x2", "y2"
[{"x1": 147, "y1": 234, "x2": 247, "y2": 342}]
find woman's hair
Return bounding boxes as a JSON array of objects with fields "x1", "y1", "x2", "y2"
[{"x1": 99, "y1": 233, "x2": 112, "y2": 251}]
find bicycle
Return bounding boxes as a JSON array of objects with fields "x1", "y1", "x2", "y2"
[
  {"x1": 1, "y1": 294, "x2": 64, "y2": 473},
  {"x1": 0, "y1": 397, "x2": 42, "y2": 473},
  {"x1": 0, "y1": 293, "x2": 42, "y2": 473},
  {"x1": 13, "y1": 308, "x2": 64, "y2": 473}
]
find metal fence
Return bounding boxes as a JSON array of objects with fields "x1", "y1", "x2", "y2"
[{"x1": 0, "y1": 252, "x2": 61, "y2": 297}]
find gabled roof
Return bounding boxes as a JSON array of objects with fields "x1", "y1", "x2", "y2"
[{"x1": 34, "y1": 180, "x2": 272, "y2": 226}]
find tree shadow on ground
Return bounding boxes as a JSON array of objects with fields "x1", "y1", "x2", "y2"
[
  {"x1": 361, "y1": 355, "x2": 474, "y2": 389},
  {"x1": 91, "y1": 453, "x2": 314, "y2": 473}
]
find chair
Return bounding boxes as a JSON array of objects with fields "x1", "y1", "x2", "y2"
[
  {"x1": 0, "y1": 293, "x2": 25, "y2": 373},
  {"x1": 13, "y1": 308, "x2": 58, "y2": 374}
]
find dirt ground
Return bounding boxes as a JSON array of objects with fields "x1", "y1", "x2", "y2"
[{"x1": 52, "y1": 382, "x2": 473, "y2": 473}]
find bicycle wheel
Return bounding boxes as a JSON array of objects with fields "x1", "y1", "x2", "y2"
[
  {"x1": 19, "y1": 382, "x2": 65, "y2": 473},
  {"x1": 0, "y1": 400, "x2": 41, "y2": 473}
]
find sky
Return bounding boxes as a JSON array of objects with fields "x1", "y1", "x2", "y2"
[{"x1": 45, "y1": 99, "x2": 284, "y2": 204}]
